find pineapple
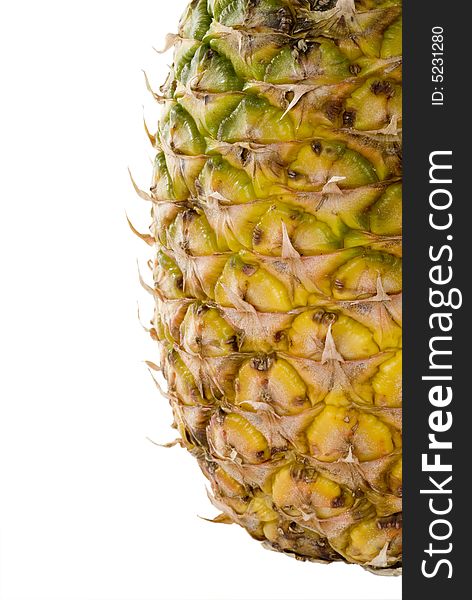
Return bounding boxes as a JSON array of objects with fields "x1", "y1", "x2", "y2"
[{"x1": 137, "y1": 0, "x2": 402, "y2": 573}]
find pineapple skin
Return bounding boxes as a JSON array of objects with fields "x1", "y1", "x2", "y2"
[{"x1": 144, "y1": 0, "x2": 402, "y2": 572}]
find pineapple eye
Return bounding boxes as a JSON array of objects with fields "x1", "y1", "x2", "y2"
[
  {"x1": 309, "y1": 0, "x2": 338, "y2": 11},
  {"x1": 266, "y1": 7, "x2": 293, "y2": 33},
  {"x1": 324, "y1": 100, "x2": 343, "y2": 121},
  {"x1": 370, "y1": 80, "x2": 395, "y2": 97},
  {"x1": 312, "y1": 309, "x2": 325, "y2": 323},
  {"x1": 342, "y1": 109, "x2": 356, "y2": 127},
  {"x1": 238, "y1": 146, "x2": 250, "y2": 165},
  {"x1": 284, "y1": 90, "x2": 295, "y2": 103}
]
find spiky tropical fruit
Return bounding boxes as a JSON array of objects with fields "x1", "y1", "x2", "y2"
[{"x1": 137, "y1": 0, "x2": 402, "y2": 573}]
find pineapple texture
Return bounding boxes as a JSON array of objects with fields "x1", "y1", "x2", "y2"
[{"x1": 139, "y1": 0, "x2": 402, "y2": 572}]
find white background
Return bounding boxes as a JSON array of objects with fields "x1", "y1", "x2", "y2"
[{"x1": 0, "y1": 2, "x2": 401, "y2": 599}]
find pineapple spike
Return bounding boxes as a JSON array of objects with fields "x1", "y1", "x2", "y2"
[
  {"x1": 322, "y1": 176, "x2": 346, "y2": 194},
  {"x1": 128, "y1": 168, "x2": 153, "y2": 202},
  {"x1": 137, "y1": 304, "x2": 154, "y2": 334},
  {"x1": 144, "y1": 360, "x2": 161, "y2": 372},
  {"x1": 145, "y1": 436, "x2": 183, "y2": 449},
  {"x1": 152, "y1": 32, "x2": 179, "y2": 55},
  {"x1": 321, "y1": 324, "x2": 345, "y2": 364},
  {"x1": 143, "y1": 114, "x2": 156, "y2": 147},
  {"x1": 126, "y1": 213, "x2": 155, "y2": 246},
  {"x1": 142, "y1": 70, "x2": 165, "y2": 103},
  {"x1": 198, "y1": 512, "x2": 233, "y2": 525},
  {"x1": 280, "y1": 84, "x2": 319, "y2": 119},
  {"x1": 147, "y1": 367, "x2": 173, "y2": 401},
  {"x1": 137, "y1": 261, "x2": 162, "y2": 299}
]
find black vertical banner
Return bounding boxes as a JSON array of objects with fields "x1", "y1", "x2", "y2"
[{"x1": 403, "y1": 1, "x2": 468, "y2": 598}]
